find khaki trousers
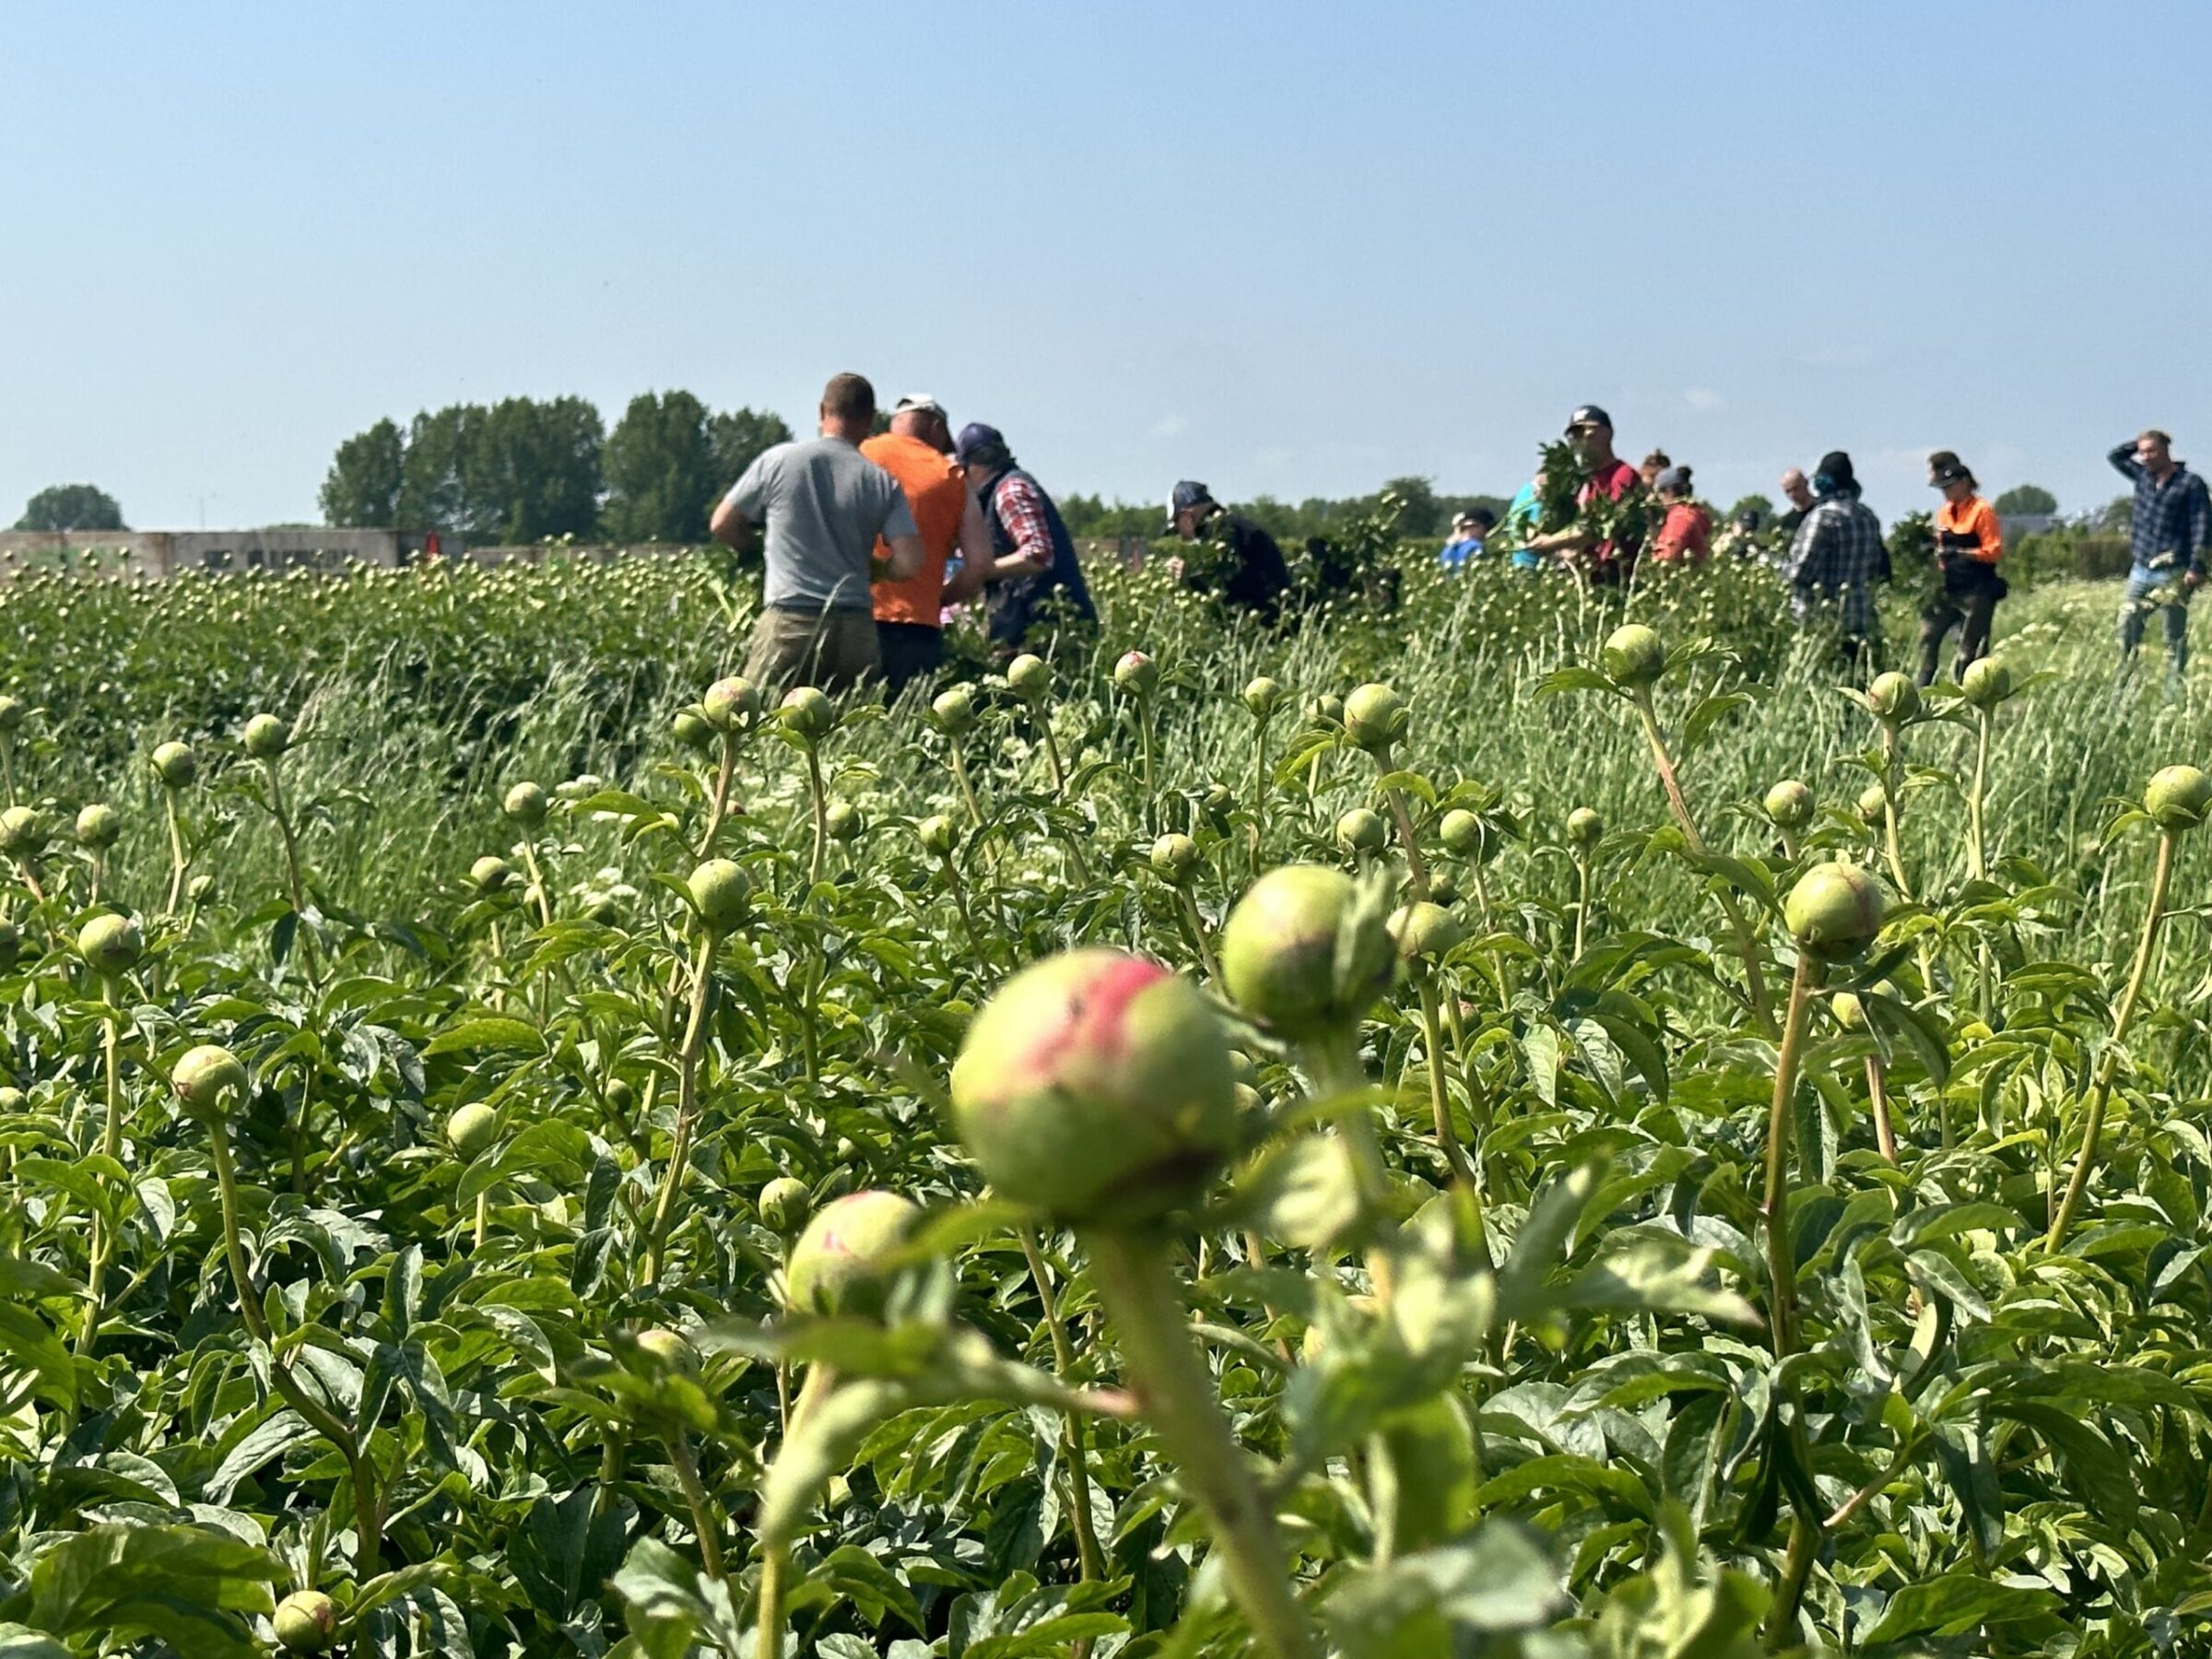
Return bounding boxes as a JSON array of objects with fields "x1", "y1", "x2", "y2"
[{"x1": 743, "y1": 606, "x2": 880, "y2": 694}]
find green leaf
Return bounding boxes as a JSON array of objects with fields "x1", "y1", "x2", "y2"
[
  {"x1": 1860, "y1": 1573, "x2": 2061, "y2": 1644},
  {"x1": 27, "y1": 1524, "x2": 280, "y2": 1659},
  {"x1": 423, "y1": 1016, "x2": 542, "y2": 1055}
]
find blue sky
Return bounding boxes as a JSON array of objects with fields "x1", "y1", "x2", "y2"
[{"x1": 4, "y1": 2, "x2": 2206, "y2": 531}]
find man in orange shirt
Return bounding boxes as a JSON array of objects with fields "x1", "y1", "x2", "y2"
[
  {"x1": 1917, "y1": 457, "x2": 2006, "y2": 686},
  {"x1": 861, "y1": 395, "x2": 1034, "y2": 697}
]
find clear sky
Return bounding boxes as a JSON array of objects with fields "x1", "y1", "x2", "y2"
[{"x1": 5, "y1": 2, "x2": 2206, "y2": 531}]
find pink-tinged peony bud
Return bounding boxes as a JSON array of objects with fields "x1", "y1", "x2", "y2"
[
  {"x1": 784, "y1": 1190, "x2": 923, "y2": 1314},
  {"x1": 1783, "y1": 863, "x2": 1887, "y2": 961}
]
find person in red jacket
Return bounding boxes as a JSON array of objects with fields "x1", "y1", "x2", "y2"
[
  {"x1": 1647, "y1": 465, "x2": 1712, "y2": 565},
  {"x1": 1917, "y1": 456, "x2": 2005, "y2": 685}
]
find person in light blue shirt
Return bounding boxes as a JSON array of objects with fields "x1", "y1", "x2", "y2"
[
  {"x1": 1439, "y1": 507, "x2": 1495, "y2": 570},
  {"x1": 1503, "y1": 477, "x2": 1547, "y2": 570}
]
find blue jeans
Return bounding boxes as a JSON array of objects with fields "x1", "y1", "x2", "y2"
[{"x1": 2118, "y1": 568, "x2": 2190, "y2": 675}]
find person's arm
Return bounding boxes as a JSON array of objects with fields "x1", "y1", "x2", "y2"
[
  {"x1": 710, "y1": 455, "x2": 770, "y2": 553},
  {"x1": 991, "y1": 476, "x2": 1057, "y2": 576},
  {"x1": 1973, "y1": 500, "x2": 2004, "y2": 563},
  {"x1": 1782, "y1": 512, "x2": 1819, "y2": 585},
  {"x1": 940, "y1": 492, "x2": 994, "y2": 605},
  {"x1": 2186, "y1": 477, "x2": 2210, "y2": 583},
  {"x1": 867, "y1": 484, "x2": 925, "y2": 582},
  {"x1": 2111, "y1": 442, "x2": 2145, "y2": 481}
]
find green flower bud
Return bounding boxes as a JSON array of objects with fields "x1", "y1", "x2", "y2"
[
  {"x1": 606, "y1": 1077, "x2": 635, "y2": 1112},
  {"x1": 631, "y1": 1326, "x2": 697, "y2": 1373},
  {"x1": 1600, "y1": 622, "x2": 1665, "y2": 688},
  {"x1": 172, "y1": 1043, "x2": 246, "y2": 1124},
  {"x1": 1343, "y1": 683, "x2": 1408, "y2": 753},
  {"x1": 779, "y1": 687, "x2": 836, "y2": 741},
  {"x1": 274, "y1": 1589, "x2": 337, "y2": 1654},
  {"x1": 1006, "y1": 653, "x2": 1051, "y2": 700},
  {"x1": 0, "y1": 697, "x2": 25, "y2": 735},
  {"x1": 446, "y1": 1102, "x2": 499, "y2": 1160},
  {"x1": 502, "y1": 782, "x2": 548, "y2": 825},
  {"x1": 918, "y1": 814, "x2": 959, "y2": 858},
  {"x1": 0, "y1": 806, "x2": 45, "y2": 858},
  {"x1": 469, "y1": 854, "x2": 513, "y2": 894},
  {"x1": 1783, "y1": 863, "x2": 1887, "y2": 961},
  {"x1": 1335, "y1": 807, "x2": 1387, "y2": 855},
  {"x1": 1427, "y1": 866, "x2": 1460, "y2": 906},
  {"x1": 78, "y1": 912, "x2": 142, "y2": 977},
  {"x1": 703, "y1": 675, "x2": 761, "y2": 729},
  {"x1": 1867, "y1": 671, "x2": 1919, "y2": 725},
  {"x1": 75, "y1": 803, "x2": 120, "y2": 850},
  {"x1": 672, "y1": 705, "x2": 715, "y2": 750},
  {"x1": 1763, "y1": 779, "x2": 1816, "y2": 831},
  {"x1": 824, "y1": 800, "x2": 862, "y2": 841},
  {"x1": 2146, "y1": 764, "x2": 2212, "y2": 832},
  {"x1": 150, "y1": 739, "x2": 197, "y2": 789},
  {"x1": 688, "y1": 857, "x2": 751, "y2": 932},
  {"x1": 784, "y1": 1189, "x2": 923, "y2": 1315},
  {"x1": 1857, "y1": 782, "x2": 1889, "y2": 824},
  {"x1": 0, "y1": 1086, "x2": 24, "y2": 1113},
  {"x1": 187, "y1": 874, "x2": 216, "y2": 904},
  {"x1": 1220, "y1": 864, "x2": 1394, "y2": 1040},
  {"x1": 1388, "y1": 900, "x2": 1463, "y2": 963},
  {"x1": 758, "y1": 1175, "x2": 811, "y2": 1233},
  {"x1": 930, "y1": 685, "x2": 977, "y2": 736},
  {"x1": 1830, "y1": 990, "x2": 1867, "y2": 1030},
  {"x1": 1308, "y1": 693, "x2": 1345, "y2": 728},
  {"x1": 1566, "y1": 806, "x2": 1603, "y2": 848},
  {"x1": 0, "y1": 919, "x2": 18, "y2": 967},
  {"x1": 1112, "y1": 651, "x2": 1159, "y2": 697},
  {"x1": 1960, "y1": 654, "x2": 2013, "y2": 710},
  {"x1": 949, "y1": 949, "x2": 1239, "y2": 1225},
  {"x1": 1242, "y1": 676, "x2": 1286, "y2": 718},
  {"x1": 1150, "y1": 832, "x2": 1200, "y2": 883},
  {"x1": 242, "y1": 712, "x2": 291, "y2": 759}
]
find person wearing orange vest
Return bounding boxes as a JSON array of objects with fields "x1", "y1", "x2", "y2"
[
  {"x1": 860, "y1": 395, "x2": 1039, "y2": 697},
  {"x1": 1916, "y1": 456, "x2": 2005, "y2": 686}
]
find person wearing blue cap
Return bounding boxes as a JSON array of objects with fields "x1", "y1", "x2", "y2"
[
  {"x1": 954, "y1": 422, "x2": 1097, "y2": 650},
  {"x1": 1166, "y1": 482, "x2": 1291, "y2": 618},
  {"x1": 1781, "y1": 449, "x2": 1886, "y2": 668}
]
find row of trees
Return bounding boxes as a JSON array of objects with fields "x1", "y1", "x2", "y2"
[
  {"x1": 1061, "y1": 477, "x2": 1511, "y2": 544},
  {"x1": 13, "y1": 484, "x2": 126, "y2": 533},
  {"x1": 318, "y1": 393, "x2": 794, "y2": 545}
]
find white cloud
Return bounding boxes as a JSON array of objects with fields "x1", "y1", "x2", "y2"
[
  {"x1": 1683, "y1": 386, "x2": 1725, "y2": 413},
  {"x1": 1150, "y1": 413, "x2": 1189, "y2": 440}
]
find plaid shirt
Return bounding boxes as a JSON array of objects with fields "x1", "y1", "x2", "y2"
[
  {"x1": 2110, "y1": 445, "x2": 2212, "y2": 576},
  {"x1": 1783, "y1": 492, "x2": 1884, "y2": 638}
]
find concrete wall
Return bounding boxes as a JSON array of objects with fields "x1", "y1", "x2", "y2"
[{"x1": 0, "y1": 528, "x2": 451, "y2": 579}]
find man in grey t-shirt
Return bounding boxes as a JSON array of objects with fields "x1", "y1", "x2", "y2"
[{"x1": 709, "y1": 371, "x2": 924, "y2": 692}]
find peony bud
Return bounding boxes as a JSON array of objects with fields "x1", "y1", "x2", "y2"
[
  {"x1": 0, "y1": 697, "x2": 24, "y2": 735},
  {"x1": 172, "y1": 1043, "x2": 246, "y2": 1124},
  {"x1": 1343, "y1": 683, "x2": 1408, "y2": 753},
  {"x1": 1960, "y1": 654, "x2": 2012, "y2": 710},
  {"x1": 242, "y1": 713, "x2": 291, "y2": 759},
  {"x1": 502, "y1": 782, "x2": 548, "y2": 826},
  {"x1": 1220, "y1": 864, "x2": 1394, "y2": 1040},
  {"x1": 1600, "y1": 623, "x2": 1665, "y2": 688},
  {"x1": 0, "y1": 806, "x2": 45, "y2": 858},
  {"x1": 779, "y1": 687, "x2": 835, "y2": 741},
  {"x1": 758, "y1": 1175, "x2": 811, "y2": 1233},
  {"x1": 1308, "y1": 693, "x2": 1346, "y2": 728},
  {"x1": 917, "y1": 814, "x2": 959, "y2": 858},
  {"x1": 672, "y1": 706, "x2": 715, "y2": 751},
  {"x1": 1566, "y1": 806, "x2": 1603, "y2": 848},
  {"x1": 824, "y1": 800, "x2": 862, "y2": 841},
  {"x1": 1857, "y1": 782, "x2": 1889, "y2": 824},
  {"x1": 688, "y1": 858, "x2": 751, "y2": 932},
  {"x1": 77, "y1": 912, "x2": 142, "y2": 977},
  {"x1": 1242, "y1": 676, "x2": 1286, "y2": 718},
  {"x1": 1866, "y1": 671, "x2": 1919, "y2": 725},
  {"x1": 949, "y1": 950, "x2": 1239, "y2": 1225},
  {"x1": 1335, "y1": 807, "x2": 1387, "y2": 855},
  {"x1": 75, "y1": 803, "x2": 120, "y2": 851},
  {"x1": 930, "y1": 685, "x2": 977, "y2": 736},
  {"x1": 469, "y1": 854, "x2": 513, "y2": 895},
  {"x1": 150, "y1": 739, "x2": 198, "y2": 789},
  {"x1": 1763, "y1": 779, "x2": 1816, "y2": 832},
  {"x1": 1006, "y1": 653, "x2": 1051, "y2": 700},
  {"x1": 784, "y1": 1189, "x2": 923, "y2": 1315},
  {"x1": 1150, "y1": 832, "x2": 1200, "y2": 883},
  {"x1": 1783, "y1": 863, "x2": 1887, "y2": 961},
  {"x1": 703, "y1": 675, "x2": 761, "y2": 729},
  {"x1": 631, "y1": 1326, "x2": 697, "y2": 1373},
  {"x1": 2145, "y1": 764, "x2": 2212, "y2": 832},
  {"x1": 273, "y1": 1589, "x2": 337, "y2": 1654},
  {"x1": 1388, "y1": 900, "x2": 1463, "y2": 964},
  {"x1": 1112, "y1": 651, "x2": 1159, "y2": 697},
  {"x1": 446, "y1": 1102, "x2": 499, "y2": 1160}
]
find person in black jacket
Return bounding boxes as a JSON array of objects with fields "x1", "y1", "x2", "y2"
[{"x1": 1165, "y1": 481, "x2": 1291, "y2": 620}]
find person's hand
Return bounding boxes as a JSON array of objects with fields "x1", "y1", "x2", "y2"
[
  {"x1": 1166, "y1": 555, "x2": 1186, "y2": 582},
  {"x1": 2188, "y1": 569, "x2": 2206, "y2": 591},
  {"x1": 1002, "y1": 550, "x2": 1049, "y2": 580}
]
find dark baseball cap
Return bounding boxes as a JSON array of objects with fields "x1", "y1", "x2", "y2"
[
  {"x1": 954, "y1": 422, "x2": 1006, "y2": 465},
  {"x1": 1565, "y1": 405, "x2": 1613, "y2": 434},
  {"x1": 1931, "y1": 460, "x2": 1973, "y2": 488},
  {"x1": 1165, "y1": 480, "x2": 1215, "y2": 532}
]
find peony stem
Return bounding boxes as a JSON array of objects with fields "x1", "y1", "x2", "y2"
[
  {"x1": 2047, "y1": 829, "x2": 2175, "y2": 1253},
  {"x1": 642, "y1": 929, "x2": 719, "y2": 1282},
  {"x1": 1083, "y1": 1230, "x2": 1316, "y2": 1659},
  {"x1": 1019, "y1": 1229, "x2": 1107, "y2": 1586},
  {"x1": 1763, "y1": 952, "x2": 1819, "y2": 1359}
]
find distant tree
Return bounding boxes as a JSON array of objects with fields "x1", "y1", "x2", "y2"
[
  {"x1": 395, "y1": 405, "x2": 485, "y2": 535},
  {"x1": 1060, "y1": 494, "x2": 1162, "y2": 539},
  {"x1": 603, "y1": 392, "x2": 716, "y2": 544},
  {"x1": 15, "y1": 483, "x2": 125, "y2": 532},
  {"x1": 708, "y1": 407, "x2": 794, "y2": 490},
  {"x1": 2093, "y1": 493, "x2": 2134, "y2": 533},
  {"x1": 319, "y1": 418, "x2": 404, "y2": 527},
  {"x1": 1994, "y1": 483, "x2": 2058, "y2": 516},
  {"x1": 1725, "y1": 492, "x2": 1775, "y2": 524}
]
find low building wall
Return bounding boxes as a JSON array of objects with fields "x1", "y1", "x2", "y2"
[{"x1": 0, "y1": 528, "x2": 448, "y2": 579}]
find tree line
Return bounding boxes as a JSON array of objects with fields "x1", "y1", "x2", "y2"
[{"x1": 317, "y1": 393, "x2": 796, "y2": 545}]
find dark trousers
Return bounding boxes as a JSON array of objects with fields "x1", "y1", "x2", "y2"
[
  {"x1": 877, "y1": 621, "x2": 944, "y2": 700},
  {"x1": 1918, "y1": 563, "x2": 2004, "y2": 686}
]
